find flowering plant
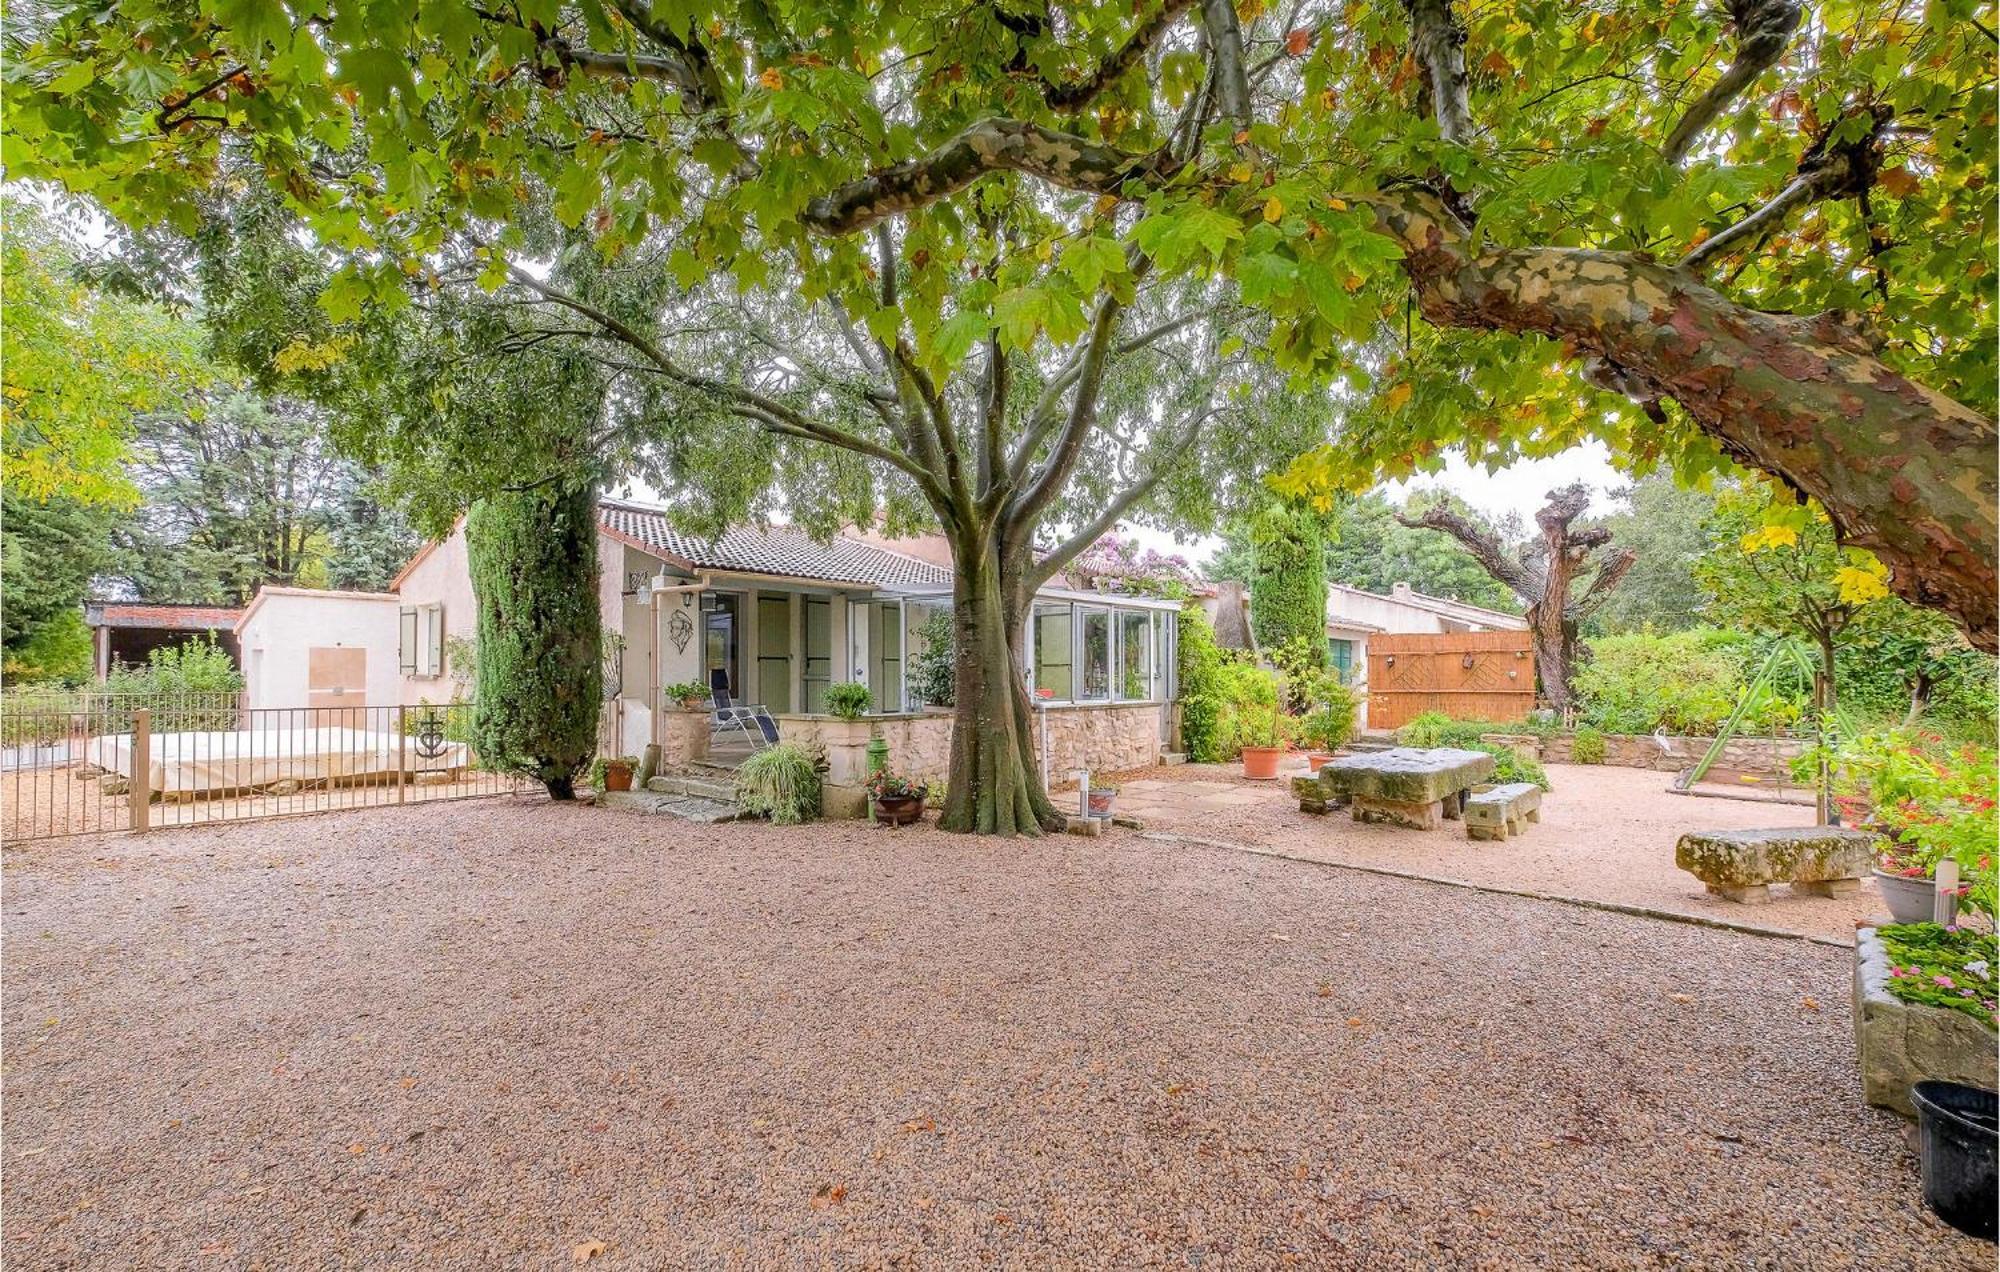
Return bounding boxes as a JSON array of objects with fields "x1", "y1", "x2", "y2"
[
  {"x1": 1880, "y1": 922, "x2": 1998, "y2": 1029},
  {"x1": 864, "y1": 767, "x2": 928, "y2": 801},
  {"x1": 1826, "y1": 731, "x2": 1996, "y2": 918},
  {"x1": 1065, "y1": 532, "x2": 1198, "y2": 598}
]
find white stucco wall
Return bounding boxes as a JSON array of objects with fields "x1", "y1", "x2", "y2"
[
  {"x1": 236, "y1": 589, "x2": 402, "y2": 711},
  {"x1": 392, "y1": 520, "x2": 479, "y2": 705}
]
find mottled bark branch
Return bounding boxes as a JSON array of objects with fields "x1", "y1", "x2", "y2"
[
  {"x1": 1661, "y1": 0, "x2": 1803, "y2": 166},
  {"x1": 1007, "y1": 297, "x2": 1124, "y2": 535},
  {"x1": 1377, "y1": 191, "x2": 1998, "y2": 650},
  {"x1": 1404, "y1": 0, "x2": 1473, "y2": 144},
  {"x1": 802, "y1": 119, "x2": 1182, "y2": 235},
  {"x1": 1045, "y1": 0, "x2": 1197, "y2": 112}
]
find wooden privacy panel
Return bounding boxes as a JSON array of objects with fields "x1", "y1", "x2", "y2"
[{"x1": 1365, "y1": 631, "x2": 1535, "y2": 730}]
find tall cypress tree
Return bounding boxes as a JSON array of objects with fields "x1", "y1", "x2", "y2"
[
  {"x1": 466, "y1": 483, "x2": 603, "y2": 800},
  {"x1": 1249, "y1": 501, "x2": 1328, "y2": 655}
]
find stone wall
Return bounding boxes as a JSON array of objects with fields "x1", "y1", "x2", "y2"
[
  {"x1": 1038, "y1": 703, "x2": 1163, "y2": 779},
  {"x1": 776, "y1": 712, "x2": 954, "y2": 818},
  {"x1": 1523, "y1": 731, "x2": 1806, "y2": 779},
  {"x1": 775, "y1": 704, "x2": 1161, "y2": 819},
  {"x1": 657, "y1": 709, "x2": 710, "y2": 766}
]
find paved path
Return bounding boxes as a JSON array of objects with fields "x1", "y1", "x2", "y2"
[
  {"x1": 3, "y1": 801, "x2": 1982, "y2": 1268},
  {"x1": 1113, "y1": 760, "x2": 1874, "y2": 941}
]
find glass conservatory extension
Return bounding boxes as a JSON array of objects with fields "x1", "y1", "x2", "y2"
[{"x1": 1028, "y1": 593, "x2": 1180, "y2": 705}]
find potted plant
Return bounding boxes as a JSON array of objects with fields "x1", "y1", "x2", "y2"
[
  {"x1": 1235, "y1": 704, "x2": 1295, "y2": 780},
  {"x1": 826, "y1": 681, "x2": 872, "y2": 721},
  {"x1": 663, "y1": 680, "x2": 711, "y2": 711},
  {"x1": 1086, "y1": 782, "x2": 1118, "y2": 819},
  {"x1": 1876, "y1": 843, "x2": 1945, "y2": 925},
  {"x1": 590, "y1": 755, "x2": 639, "y2": 792},
  {"x1": 865, "y1": 767, "x2": 928, "y2": 825}
]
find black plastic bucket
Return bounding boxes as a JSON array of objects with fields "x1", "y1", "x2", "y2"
[{"x1": 1912, "y1": 1081, "x2": 1998, "y2": 1241}]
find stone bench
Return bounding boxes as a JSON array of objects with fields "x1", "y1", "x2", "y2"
[
  {"x1": 1673, "y1": 826, "x2": 1880, "y2": 904},
  {"x1": 1307, "y1": 747, "x2": 1497, "y2": 830},
  {"x1": 1464, "y1": 782, "x2": 1541, "y2": 841}
]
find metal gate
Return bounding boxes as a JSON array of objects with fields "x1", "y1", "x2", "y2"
[
  {"x1": 1364, "y1": 631, "x2": 1535, "y2": 730},
  {"x1": 2, "y1": 694, "x2": 530, "y2": 842}
]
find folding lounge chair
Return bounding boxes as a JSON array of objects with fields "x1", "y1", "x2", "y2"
[{"x1": 708, "y1": 669, "x2": 779, "y2": 749}]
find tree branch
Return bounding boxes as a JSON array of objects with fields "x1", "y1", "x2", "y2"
[
  {"x1": 1006, "y1": 296, "x2": 1125, "y2": 535},
  {"x1": 1199, "y1": 0, "x2": 1254, "y2": 133},
  {"x1": 504, "y1": 266, "x2": 947, "y2": 501},
  {"x1": 802, "y1": 119, "x2": 1183, "y2": 236},
  {"x1": 1660, "y1": 0, "x2": 1802, "y2": 166},
  {"x1": 1028, "y1": 407, "x2": 1211, "y2": 590},
  {"x1": 1397, "y1": 504, "x2": 1539, "y2": 598},
  {"x1": 1404, "y1": 0, "x2": 1474, "y2": 145},
  {"x1": 1567, "y1": 546, "x2": 1637, "y2": 620},
  {"x1": 1045, "y1": 0, "x2": 1197, "y2": 113}
]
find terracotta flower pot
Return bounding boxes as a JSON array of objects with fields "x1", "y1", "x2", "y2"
[
  {"x1": 603, "y1": 764, "x2": 634, "y2": 793},
  {"x1": 873, "y1": 793, "x2": 925, "y2": 826},
  {"x1": 1307, "y1": 752, "x2": 1335, "y2": 773},
  {"x1": 1241, "y1": 746, "x2": 1282, "y2": 780}
]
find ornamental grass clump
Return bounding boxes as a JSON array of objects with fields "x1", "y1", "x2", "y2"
[
  {"x1": 734, "y1": 742, "x2": 821, "y2": 825},
  {"x1": 1878, "y1": 922, "x2": 1998, "y2": 1028}
]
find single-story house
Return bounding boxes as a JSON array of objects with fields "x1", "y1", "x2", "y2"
[
  {"x1": 235, "y1": 497, "x2": 1182, "y2": 811},
  {"x1": 84, "y1": 601, "x2": 242, "y2": 678},
  {"x1": 1325, "y1": 581, "x2": 1525, "y2": 692}
]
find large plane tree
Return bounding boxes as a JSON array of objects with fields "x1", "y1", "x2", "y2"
[{"x1": 9, "y1": 0, "x2": 1995, "y2": 826}]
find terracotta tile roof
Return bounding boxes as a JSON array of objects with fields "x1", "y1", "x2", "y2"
[
  {"x1": 86, "y1": 603, "x2": 243, "y2": 631},
  {"x1": 599, "y1": 500, "x2": 953, "y2": 589}
]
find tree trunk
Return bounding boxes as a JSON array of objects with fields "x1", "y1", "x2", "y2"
[
  {"x1": 1526, "y1": 596, "x2": 1572, "y2": 715},
  {"x1": 1376, "y1": 194, "x2": 1999, "y2": 651},
  {"x1": 938, "y1": 539, "x2": 1064, "y2": 835}
]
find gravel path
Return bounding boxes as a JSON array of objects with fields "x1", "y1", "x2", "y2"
[
  {"x1": 1111, "y1": 761, "x2": 1875, "y2": 941},
  {"x1": 3, "y1": 801, "x2": 1982, "y2": 1268}
]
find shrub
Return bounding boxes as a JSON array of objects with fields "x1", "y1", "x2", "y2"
[
  {"x1": 907, "y1": 608, "x2": 955, "y2": 707},
  {"x1": 1395, "y1": 711, "x2": 1540, "y2": 749},
  {"x1": 1226, "y1": 702, "x2": 1297, "y2": 751},
  {"x1": 1177, "y1": 602, "x2": 1228, "y2": 762},
  {"x1": 3, "y1": 609, "x2": 92, "y2": 684},
  {"x1": 735, "y1": 742, "x2": 822, "y2": 824},
  {"x1": 825, "y1": 681, "x2": 872, "y2": 720},
  {"x1": 1574, "y1": 628, "x2": 1777, "y2": 736},
  {"x1": 467, "y1": 484, "x2": 603, "y2": 800},
  {"x1": 1299, "y1": 682, "x2": 1360, "y2": 752},
  {"x1": 1476, "y1": 743, "x2": 1551, "y2": 791},
  {"x1": 1214, "y1": 659, "x2": 1282, "y2": 758},
  {"x1": 1821, "y1": 730, "x2": 1998, "y2": 919},
  {"x1": 1571, "y1": 725, "x2": 1607, "y2": 765}
]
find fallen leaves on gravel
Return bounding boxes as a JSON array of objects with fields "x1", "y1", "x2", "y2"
[
  {"x1": 572, "y1": 1239, "x2": 606, "y2": 1262},
  {"x1": 900, "y1": 1115, "x2": 935, "y2": 1133},
  {"x1": 810, "y1": 1183, "x2": 847, "y2": 1209}
]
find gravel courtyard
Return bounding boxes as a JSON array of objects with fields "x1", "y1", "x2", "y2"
[
  {"x1": 1111, "y1": 761, "x2": 1870, "y2": 941},
  {"x1": 3, "y1": 800, "x2": 1983, "y2": 1268}
]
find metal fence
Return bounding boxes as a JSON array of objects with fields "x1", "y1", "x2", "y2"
[{"x1": 2, "y1": 697, "x2": 531, "y2": 842}]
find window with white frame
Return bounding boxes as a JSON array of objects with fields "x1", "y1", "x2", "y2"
[
  {"x1": 1032, "y1": 603, "x2": 1072, "y2": 700},
  {"x1": 399, "y1": 603, "x2": 445, "y2": 678},
  {"x1": 1078, "y1": 608, "x2": 1111, "y2": 700}
]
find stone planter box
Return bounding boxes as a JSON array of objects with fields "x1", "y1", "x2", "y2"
[
  {"x1": 657, "y1": 708, "x2": 710, "y2": 766},
  {"x1": 1853, "y1": 926, "x2": 1999, "y2": 1119}
]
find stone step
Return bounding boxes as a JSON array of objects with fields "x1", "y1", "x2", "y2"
[
  {"x1": 646, "y1": 774, "x2": 737, "y2": 802},
  {"x1": 599, "y1": 789, "x2": 748, "y2": 823},
  {"x1": 1342, "y1": 739, "x2": 1395, "y2": 753}
]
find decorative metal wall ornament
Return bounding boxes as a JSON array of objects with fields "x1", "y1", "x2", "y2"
[
  {"x1": 412, "y1": 708, "x2": 451, "y2": 760},
  {"x1": 668, "y1": 607, "x2": 694, "y2": 654}
]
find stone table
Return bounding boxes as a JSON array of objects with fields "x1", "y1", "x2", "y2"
[{"x1": 1304, "y1": 747, "x2": 1497, "y2": 830}]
